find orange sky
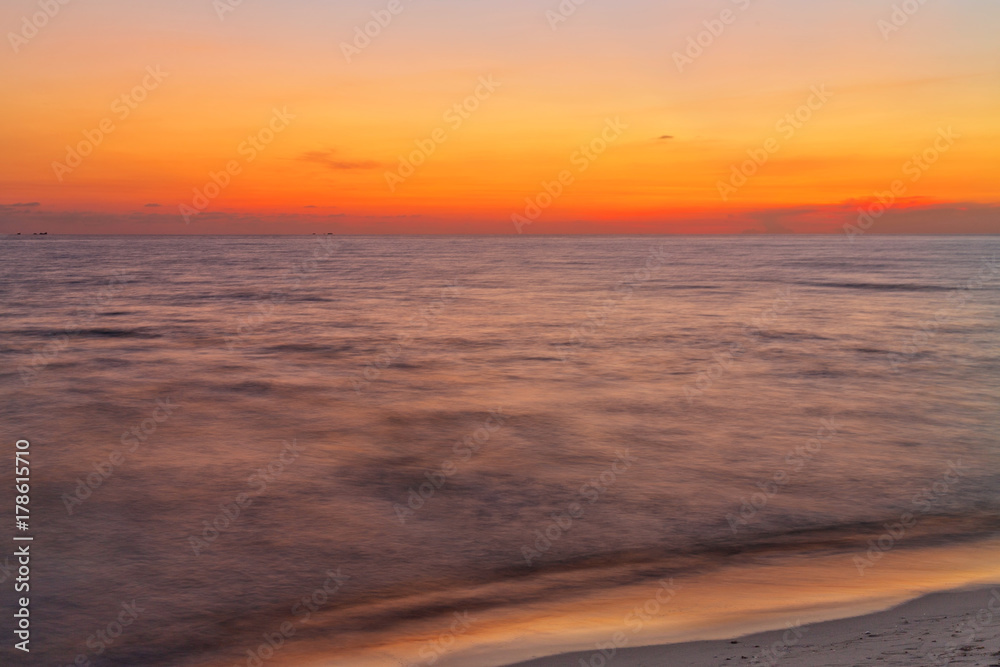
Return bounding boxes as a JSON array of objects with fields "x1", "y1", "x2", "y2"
[{"x1": 2, "y1": 0, "x2": 998, "y2": 233}]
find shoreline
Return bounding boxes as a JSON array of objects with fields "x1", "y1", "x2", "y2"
[{"x1": 504, "y1": 585, "x2": 1000, "y2": 667}]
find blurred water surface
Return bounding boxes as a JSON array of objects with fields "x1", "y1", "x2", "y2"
[{"x1": 0, "y1": 236, "x2": 998, "y2": 666}]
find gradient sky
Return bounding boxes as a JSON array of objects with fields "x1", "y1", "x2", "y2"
[{"x1": 2, "y1": 0, "x2": 998, "y2": 233}]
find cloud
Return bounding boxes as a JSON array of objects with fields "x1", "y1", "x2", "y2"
[
  {"x1": 144, "y1": 203, "x2": 161, "y2": 208},
  {"x1": 657, "y1": 135, "x2": 674, "y2": 140},
  {"x1": 10, "y1": 202, "x2": 40, "y2": 207},
  {"x1": 297, "y1": 150, "x2": 380, "y2": 171}
]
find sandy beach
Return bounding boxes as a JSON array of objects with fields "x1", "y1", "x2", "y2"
[{"x1": 508, "y1": 586, "x2": 1000, "y2": 667}]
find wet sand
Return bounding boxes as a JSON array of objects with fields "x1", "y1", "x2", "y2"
[{"x1": 507, "y1": 586, "x2": 1000, "y2": 667}]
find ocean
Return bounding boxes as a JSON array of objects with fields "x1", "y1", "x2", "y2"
[{"x1": 1, "y1": 235, "x2": 998, "y2": 667}]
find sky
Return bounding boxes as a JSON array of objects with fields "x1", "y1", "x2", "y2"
[{"x1": 1, "y1": 0, "x2": 998, "y2": 234}]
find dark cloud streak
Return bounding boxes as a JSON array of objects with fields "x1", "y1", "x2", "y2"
[{"x1": 297, "y1": 150, "x2": 381, "y2": 171}]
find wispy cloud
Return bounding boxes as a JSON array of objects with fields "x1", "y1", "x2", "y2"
[{"x1": 297, "y1": 150, "x2": 380, "y2": 171}]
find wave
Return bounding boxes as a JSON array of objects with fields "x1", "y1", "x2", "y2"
[{"x1": 794, "y1": 281, "x2": 955, "y2": 291}]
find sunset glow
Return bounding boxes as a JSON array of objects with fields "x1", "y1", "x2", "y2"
[{"x1": 2, "y1": 0, "x2": 998, "y2": 233}]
